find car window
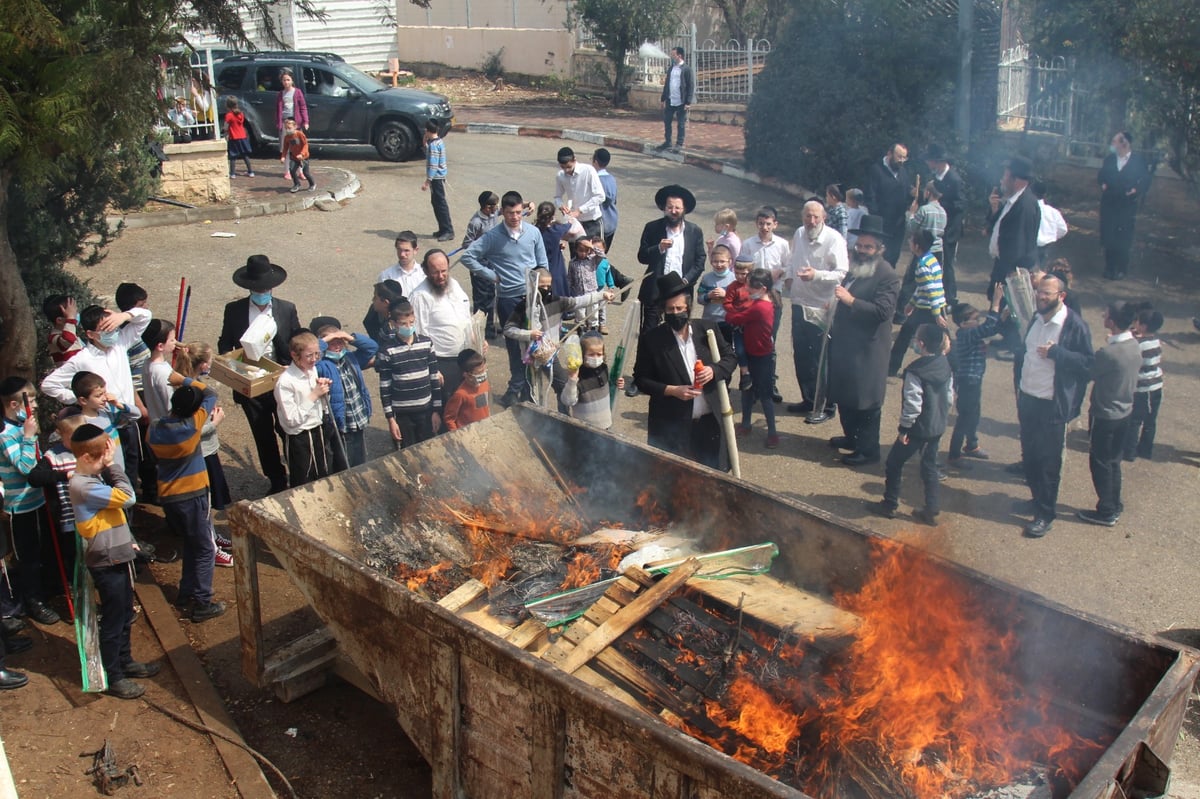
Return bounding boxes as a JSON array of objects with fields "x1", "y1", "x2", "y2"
[
  {"x1": 301, "y1": 67, "x2": 321, "y2": 95},
  {"x1": 255, "y1": 66, "x2": 286, "y2": 93},
  {"x1": 216, "y1": 66, "x2": 247, "y2": 92},
  {"x1": 331, "y1": 62, "x2": 386, "y2": 92},
  {"x1": 311, "y1": 69, "x2": 355, "y2": 97}
]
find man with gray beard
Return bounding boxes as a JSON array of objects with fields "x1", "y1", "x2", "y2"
[
  {"x1": 410, "y1": 248, "x2": 475, "y2": 416},
  {"x1": 827, "y1": 215, "x2": 901, "y2": 466}
]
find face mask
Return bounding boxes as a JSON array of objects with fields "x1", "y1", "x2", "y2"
[
  {"x1": 14, "y1": 410, "x2": 27, "y2": 424},
  {"x1": 325, "y1": 349, "x2": 346, "y2": 361},
  {"x1": 538, "y1": 288, "x2": 553, "y2": 303},
  {"x1": 713, "y1": 265, "x2": 728, "y2": 276},
  {"x1": 750, "y1": 290, "x2": 766, "y2": 302},
  {"x1": 393, "y1": 325, "x2": 414, "y2": 339},
  {"x1": 97, "y1": 330, "x2": 120, "y2": 348},
  {"x1": 472, "y1": 372, "x2": 487, "y2": 385},
  {"x1": 584, "y1": 355, "x2": 604, "y2": 369},
  {"x1": 664, "y1": 312, "x2": 689, "y2": 332},
  {"x1": 910, "y1": 339, "x2": 924, "y2": 355},
  {"x1": 249, "y1": 291, "x2": 272, "y2": 306}
]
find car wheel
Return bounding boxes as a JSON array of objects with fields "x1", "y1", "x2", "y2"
[
  {"x1": 245, "y1": 123, "x2": 274, "y2": 158},
  {"x1": 374, "y1": 120, "x2": 416, "y2": 162}
]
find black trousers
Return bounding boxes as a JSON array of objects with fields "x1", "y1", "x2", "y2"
[
  {"x1": 889, "y1": 307, "x2": 942, "y2": 376},
  {"x1": 91, "y1": 563, "x2": 135, "y2": 684},
  {"x1": 10, "y1": 507, "x2": 50, "y2": 606},
  {"x1": 392, "y1": 410, "x2": 435, "y2": 451},
  {"x1": 948, "y1": 379, "x2": 983, "y2": 455},
  {"x1": 581, "y1": 218, "x2": 601, "y2": 238},
  {"x1": 1104, "y1": 245, "x2": 1132, "y2": 278},
  {"x1": 1123, "y1": 389, "x2": 1161, "y2": 459},
  {"x1": 285, "y1": 426, "x2": 331, "y2": 488},
  {"x1": 430, "y1": 178, "x2": 453, "y2": 235},
  {"x1": 1089, "y1": 415, "x2": 1130, "y2": 518},
  {"x1": 884, "y1": 434, "x2": 942, "y2": 513},
  {"x1": 648, "y1": 413, "x2": 722, "y2": 470},
  {"x1": 1018, "y1": 392, "x2": 1066, "y2": 522},
  {"x1": 790, "y1": 314, "x2": 830, "y2": 411},
  {"x1": 237, "y1": 394, "x2": 288, "y2": 489},
  {"x1": 838, "y1": 406, "x2": 882, "y2": 459},
  {"x1": 941, "y1": 239, "x2": 959, "y2": 303}
]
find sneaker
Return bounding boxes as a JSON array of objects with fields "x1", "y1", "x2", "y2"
[
  {"x1": 765, "y1": 434, "x2": 781, "y2": 449},
  {"x1": 436, "y1": 231, "x2": 455, "y2": 242},
  {"x1": 25, "y1": 600, "x2": 60, "y2": 626},
  {"x1": 771, "y1": 391, "x2": 783, "y2": 403},
  {"x1": 1, "y1": 616, "x2": 27, "y2": 636},
  {"x1": 289, "y1": 185, "x2": 301, "y2": 193},
  {"x1": 734, "y1": 424, "x2": 751, "y2": 437},
  {"x1": 105, "y1": 678, "x2": 145, "y2": 700},
  {"x1": 191, "y1": 601, "x2": 227, "y2": 623},
  {"x1": 866, "y1": 500, "x2": 897, "y2": 519},
  {"x1": 123, "y1": 661, "x2": 162, "y2": 679},
  {"x1": 1076, "y1": 509, "x2": 1120, "y2": 527},
  {"x1": 214, "y1": 532, "x2": 233, "y2": 550},
  {"x1": 737, "y1": 374, "x2": 753, "y2": 391},
  {"x1": 247, "y1": 172, "x2": 256, "y2": 177},
  {"x1": 215, "y1": 549, "x2": 234, "y2": 568},
  {"x1": 308, "y1": 184, "x2": 317, "y2": 192},
  {"x1": 962, "y1": 446, "x2": 990, "y2": 460},
  {"x1": 229, "y1": 173, "x2": 237, "y2": 179}
]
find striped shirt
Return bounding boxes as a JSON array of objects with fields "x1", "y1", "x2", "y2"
[
  {"x1": 377, "y1": 334, "x2": 442, "y2": 416},
  {"x1": 29, "y1": 444, "x2": 77, "y2": 532},
  {"x1": 910, "y1": 251, "x2": 946, "y2": 313},
  {"x1": 949, "y1": 311, "x2": 1001, "y2": 384},
  {"x1": 49, "y1": 322, "x2": 83, "y2": 366},
  {"x1": 148, "y1": 379, "x2": 216, "y2": 504},
  {"x1": 127, "y1": 339, "x2": 151, "y2": 392},
  {"x1": 0, "y1": 419, "x2": 45, "y2": 514},
  {"x1": 906, "y1": 199, "x2": 946, "y2": 253},
  {"x1": 82, "y1": 404, "x2": 136, "y2": 472},
  {"x1": 69, "y1": 464, "x2": 136, "y2": 567},
  {"x1": 1136, "y1": 337, "x2": 1163, "y2": 393},
  {"x1": 426, "y1": 136, "x2": 447, "y2": 180}
]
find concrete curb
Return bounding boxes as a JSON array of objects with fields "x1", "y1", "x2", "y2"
[
  {"x1": 107, "y1": 167, "x2": 362, "y2": 231},
  {"x1": 453, "y1": 121, "x2": 815, "y2": 201}
]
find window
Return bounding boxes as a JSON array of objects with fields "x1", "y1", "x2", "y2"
[
  {"x1": 216, "y1": 66, "x2": 247, "y2": 91},
  {"x1": 255, "y1": 66, "x2": 285, "y2": 93}
]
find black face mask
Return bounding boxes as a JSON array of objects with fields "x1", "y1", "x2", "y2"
[
  {"x1": 538, "y1": 288, "x2": 553, "y2": 303},
  {"x1": 664, "y1": 312, "x2": 689, "y2": 332}
]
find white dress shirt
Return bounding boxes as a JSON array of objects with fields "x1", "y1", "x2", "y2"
[
  {"x1": 378, "y1": 262, "x2": 426, "y2": 296},
  {"x1": 788, "y1": 225, "x2": 849, "y2": 323},
  {"x1": 741, "y1": 235, "x2": 792, "y2": 280},
  {"x1": 40, "y1": 307, "x2": 152, "y2": 411},
  {"x1": 674, "y1": 325, "x2": 710, "y2": 419},
  {"x1": 274, "y1": 363, "x2": 324, "y2": 435},
  {"x1": 1020, "y1": 302, "x2": 1068, "y2": 400},
  {"x1": 555, "y1": 163, "x2": 605, "y2": 224},
  {"x1": 410, "y1": 278, "x2": 473, "y2": 358},
  {"x1": 664, "y1": 225, "x2": 684, "y2": 277}
]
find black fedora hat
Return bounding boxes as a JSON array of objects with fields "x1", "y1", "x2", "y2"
[
  {"x1": 308, "y1": 315, "x2": 341, "y2": 334},
  {"x1": 654, "y1": 184, "x2": 696, "y2": 214},
  {"x1": 1008, "y1": 155, "x2": 1034, "y2": 181},
  {"x1": 849, "y1": 214, "x2": 888, "y2": 240},
  {"x1": 233, "y1": 255, "x2": 288, "y2": 292},
  {"x1": 925, "y1": 143, "x2": 951, "y2": 162},
  {"x1": 656, "y1": 272, "x2": 690, "y2": 302}
]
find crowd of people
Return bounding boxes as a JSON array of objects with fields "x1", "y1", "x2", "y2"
[{"x1": 0, "y1": 130, "x2": 1168, "y2": 699}]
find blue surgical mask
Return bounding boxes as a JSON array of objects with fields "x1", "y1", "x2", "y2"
[
  {"x1": 394, "y1": 325, "x2": 414, "y2": 339},
  {"x1": 325, "y1": 349, "x2": 346, "y2": 361},
  {"x1": 14, "y1": 410, "x2": 27, "y2": 424},
  {"x1": 250, "y1": 291, "x2": 272, "y2": 306},
  {"x1": 910, "y1": 339, "x2": 924, "y2": 355},
  {"x1": 97, "y1": 330, "x2": 120, "y2": 348}
]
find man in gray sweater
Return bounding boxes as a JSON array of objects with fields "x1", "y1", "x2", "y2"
[{"x1": 1078, "y1": 301, "x2": 1142, "y2": 527}]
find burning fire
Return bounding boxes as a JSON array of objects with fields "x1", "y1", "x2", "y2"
[{"x1": 672, "y1": 541, "x2": 1110, "y2": 798}]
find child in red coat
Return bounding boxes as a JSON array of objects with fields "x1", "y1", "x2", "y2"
[{"x1": 725, "y1": 268, "x2": 779, "y2": 448}]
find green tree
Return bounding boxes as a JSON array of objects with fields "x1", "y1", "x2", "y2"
[
  {"x1": 711, "y1": 0, "x2": 791, "y2": 43},
  {"x1": 745, "y1": 0, "x2": 958, "y2": 190},
  {"x1": 574, "y1": 0, "x2": 681, "y2": 106}
]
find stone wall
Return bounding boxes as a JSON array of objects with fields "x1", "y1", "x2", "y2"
[{"x1": 159, "y1": 139, "x2": 230, "y2": 205}]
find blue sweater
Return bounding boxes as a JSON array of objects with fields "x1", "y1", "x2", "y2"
[
  {"x1": 461, "y1": 222, "x2": 549, "y2": 300},
  {"x1": 316, "y1": 333, "x2": 378, "y2": 432}
]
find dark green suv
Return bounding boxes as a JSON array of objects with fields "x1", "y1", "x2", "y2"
[{"x1": 214, "y1": 51, "x2": 453, "y2": 161}]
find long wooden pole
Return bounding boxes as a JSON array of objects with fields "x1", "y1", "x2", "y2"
[{"x1": 705, "y1": 328, "x2": 740, "y2": 478}]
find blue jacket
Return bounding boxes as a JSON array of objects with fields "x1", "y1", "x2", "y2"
[
  {"x1": 316, "y1": 333, "x2": 378, "y2": 431},
  {"x1": 1013, "y1": 306, "x2": 1094, "y2": 424}
]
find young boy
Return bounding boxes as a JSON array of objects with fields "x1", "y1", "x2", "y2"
[
  {"x1": 44, "y1": 294, "x2": 83, "y2": 366},
  {"x1": 1123, "y1": 306, "x2": 1163, "y2": 461},
  {"x1": 0, "y1": 378, "x2": 59, "y2": 625},
  {"x1": 697, "y1": 243, "x2": 736, "y2": 342},
  {"x1": 888, "y1": 230, "x2": 946, "y2": 376},
  {"x1": 899, "y1": 182, "x2": 946, "y2": 315},
  {"x1": 561, "y1": 333, "x2": 624, "y2": 430},
  {"x1": 567, "y1": 239, "x2": 604, "y2": 333},
  {"x1": 844, "y1": 188, "x2": 867, "y2": 248},
  {"x1": 140, "y1": 319, "x2": 182, "y2": 424},
  {"x1": 280, "y1": 116, "x2": 315, "y2": 193},
  {"x1": 443, "y1": 349, "x2": 490, "y2": 431},
  {"x1": 376, "y1": 300, "x2": 441, "y2": 448},
  {"x1": 274, "y1": 331, "x2": 334, "y2": 485},
  {"x1": 593, "y1": 148, "x2": 619, "y2": 250},
  {"x1": 312, "y1": 316, "x2": 378, "y2": 468},
  {"x1": 462, "y1": 191, "x2": 500, "y2": 249},
  {"x1": 69, "y1": 423, "x2": 161, "y2": 698},
  {"x1": 463, "y1": 192, "x2": 501, "y2": 339},
  {"x1": 946, "y1": 288, "x2": 1004, "y2": 467},
  {"x1": 708, "y1": 208, "x2": 741, "y2": 261},
  {"x1": 869, "y1": 324, "x2": 954, "y2": 526},
  {"x1": 27, "y1": 407, "x2": 89, "y2": 580},
  {"x1": 73, "y1": 372, "x2": 137, "y2": 472},
  {"x1": 148, "y1": 380, "x2": 227, "y2": 620},
  {"x1": 422, "y1": 120, "x2": 453, "y2": 241},
  {"x1": 362, "y1": 279, "x2": 405, "y2": 349},
  {"x1": 723, "y1": 254, "x2": 755, "y2": 392}
]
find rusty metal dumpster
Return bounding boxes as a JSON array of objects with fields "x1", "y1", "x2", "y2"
[{"x1": 229, "y1": 405, "x2": 1197, "y2": 799}]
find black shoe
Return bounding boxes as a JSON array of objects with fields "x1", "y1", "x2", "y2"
[
  {"x1": 0, "y1": 669, "x2": 28, "y2": 690},
  {"x1": 828, "y1": 436, "x2": 853, "y2": 450},
  {"x1": 771, "y1": 391, "x2": 783, "y2": 403},
  {"x1": 3, "y1": 635, "x2": 33, "y2": 655},
  {"x1": 804, "y1": 411, "x2": 832, "y2": 425},
  {"x1": 654, "y1": 141, "x2": 670, "y2": 151},
  {"x1": 1023, "y1": 518, "x2": 1053, "y2": 538},
  {"x1": 0, "y1": 617, "x2": 27, "y2": 636},
  {"x1": 269, "y1": 479, "x2": 290, "y2": 495},
  {"x1": 841, "y1": 452, "x2": 880, "y2": 467},
  {"x1": 1004, "y1": 461, "x2": 1025, "y2": 475},
  {"x1": 1076, "y1": 509, "x2": 1120, "y2": 527},
  {"x1": 738, "y1": 375, "x2": 754, "y2": 392},
  {"x1": 105, "y1": 678, "x2": 145, "y2": 700},
  {"x1": 437, "y1": 231, "x2": 455, "y2": 242},
  {"x1": 123, "y1": 661, "x2": 162, "y2": 679},
  {"x1": 1114, "y1": 271, "x2": 1126, "y2": 280},
  {"x1": 25, "y1": 600, "x2": 60, "y2": 626},
  {"x1": 173, "y1": 596, "x2": 194, "y2": 613},
  {"x1": 1122, "y1": 453, "x2": 1137, "y2": 463},
  {"x1": 614, "y1": 273, "x2": 634, "y2": 290},
  {"x1": 993, "y1": 350, "x2": 1015, "y2": 362},
  {"x1": 787, "y1": 401, "x2": 812, "y2": 414},
  {"x1": 624, "y1": 382, "x2": 639, "y2": 398},
  {"x1": 866, "y1": 500, "x2": 896, "y2": 520},
  {"x1": 191, "y1": 601, "x2": 227, "y2": 623},
  {"x1": 913, "y1": 508, "x2": 939, "y2": 527},
  {"x1": 496, "y1": 392, "x2": 517, "y2": 409}
]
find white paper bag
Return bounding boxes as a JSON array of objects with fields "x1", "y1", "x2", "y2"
[{"x1": 240, "y1": 313, "x2": 278, "y2": 361}]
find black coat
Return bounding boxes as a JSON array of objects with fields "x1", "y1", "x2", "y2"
[
  {"x1": 218, "y1": 296, "x2": 301, "y2": 403},
  {"x1": 865, "y1": 158, "x2": 912, "y2": 239},
  {"x1": 1098, "y1": 151, "x2": 1153, "y2": 251},
  {"x1": 935, "y1": 166, "x2": 966, "y2": 245},
  {"x1": 828, "y1": 262, "x2": 900, "y2": 410},
  {"x1": 987, "y1": 186, "x2": 1040, "y2": 280},
  {"x1": 634, "y1": 318, "x2": 736, "y2": 428},
  {"x1": 636, "y1": 218, "x2": 706, "y2": 305}
]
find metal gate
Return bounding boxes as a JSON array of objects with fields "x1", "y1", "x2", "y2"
[{"x1": 996, "y1": 45, "x2": 1075, "y2": 136}]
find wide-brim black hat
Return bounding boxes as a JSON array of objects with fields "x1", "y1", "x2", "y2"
[
  {"x1": 233, "y1": 255, "x2": 288, "y2": 291},
  {"x1": 1008, "y1": 155, "x2": 1034, "y2": 181},
  {"x1": 925, "y1": 143, "x2": 950, "y2": 162},
  {"x1": 308, "y1": 315, "x2": 341, "y2": 334},
  {"x1": 849, "y1": 214, "x2": 888, "y2": 240},
  {"x1": 655, "y1": 185, "x2": 696, "y2": 214},
  {"x1": 656, "y1": 272, "x2": 690, "y2": 302}
]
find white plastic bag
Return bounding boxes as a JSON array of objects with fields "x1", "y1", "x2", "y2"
[{"x1": 240, "y1": 313, "x2": 277, "y2": 361}]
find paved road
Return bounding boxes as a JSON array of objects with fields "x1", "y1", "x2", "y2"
[{"x1": 80, "y1": 132, "x2": 1200, "y2": 796}]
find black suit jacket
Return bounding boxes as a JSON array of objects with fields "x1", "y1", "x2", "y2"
[
  {"x1": 987, "y1": 187, "x2": 1041, "y2": 278},
  {"x1": 865, "y1": 159, "x2": 912, "y2": 238},
  {"x1": 636, "y1": 218, "x2": 706, "y2": 304},
  {"x1": 219, "y1": 296, "x2": 302, "y2": 365},
  {"x1": 633, "y1": 318, "x2": 737, "y2": 425},
  {"x1": 935, "y1": 166, "x2": 966, "y2": 244}
]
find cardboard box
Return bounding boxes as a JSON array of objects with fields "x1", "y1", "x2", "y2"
[{"x1": 209, "y1": 349, "x2": 285, "y2": 398}]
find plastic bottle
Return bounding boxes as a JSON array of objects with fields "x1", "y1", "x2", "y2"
[{"x1": 693, "y1": 360, "x2": 704, "y2": 390}]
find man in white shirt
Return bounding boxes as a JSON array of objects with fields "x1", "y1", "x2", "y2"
[
  {"x1": 1032, "y1": 181, "x2": 1068, "y2": 267},
  {"x1": 377, "y1": 231, "x2": 425, "y2": 296},
  {"x1": 554, "y1": 147, "x2": 605, "y2": 238},
  {"x1": 657, "y1": 47, "x2": 694, "y2": 153},
  {"x1": 784, "y1": 201, "x2": 848, "y2": 422},
  {"x1": 410, "y1": 249, "x2": 477, "y2": 412}
]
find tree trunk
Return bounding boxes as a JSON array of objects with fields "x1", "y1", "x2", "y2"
[
  {"x1": 0, "y1": 170, "x2": 39, "y2": 381},
  {"x1": 611, "y1": 52, "x2": 628, "y2": 107}
]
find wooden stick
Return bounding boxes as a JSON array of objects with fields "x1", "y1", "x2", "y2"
[
  {"x1": 531, "y1": 437, "x2": 580, "y2": 509},
  {"x1": 558, "y1": 559, "x2": 701, "y2": 674},
  {"x1": 174, "y1": 277, "x2": 187, "y2": 331},
  {"x1": 704, "y1": 328, "x2": 740, "y2": 478},
  {"x1": 178, "y1": 285, "x2": 192, "y2": 339}
]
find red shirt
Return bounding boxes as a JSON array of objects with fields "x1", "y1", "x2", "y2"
[
  {"x1": 722, "y1": 279, "x2": 751, "y2": 316},
  {"x1": 225, "y1": 110, "x2": 248, "y2": 141},
  {"x1": 725, "y1": 298, "x2": 775, "y2": 357}
]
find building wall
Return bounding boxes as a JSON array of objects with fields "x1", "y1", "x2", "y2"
[
  {"x1": 398, "y1": 26, "x2": 573, "y2": 76},
  {"x1": 232, "y1": 0, "x2": 401, "y2": 71},
  {"x1": 393, "y1": 0, "x2": 568, "y2": 30}
]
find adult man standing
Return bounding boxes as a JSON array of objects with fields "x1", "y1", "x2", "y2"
[
  {"x1": 461, "y1": 191, "x2": 549, "y2": 407},
  {"x1": 986, "y1": 155, "x2": 1040, "y2": 286},
  {"x1": 1077, "y1": 301, "x2": 1140, "y2": 528},
  {"x1": 217, "y1": 255, "x2": 302, "y2": 494},
  {"x1": 1013, "y1": 275, "x2": 1093, "y2": 539},
  {"x1": 377, "y1": 231, "x2": 425, "y2": 296},
  {"x1": 924, "y1": 144, "x2": 965, "y2": 305},
  {"x1": 593, "y1": 148, "x2": 619, "y2": 249},
  {"x1": 827, "y1": 215, "x2": 900, "y2": 466},
  {"x1": 635, "y1": 184, "x2": 706, "y2": 334},
  {"x1": 1097, "y1": 131, "x2": 1153, "y2": 280},
  {"x1": 554, "y1": 146, "x2": 605, "y2": 238},
  {"x1": 784, "y1": 200, "x2": 847, "y2": 422},
  {"x1": 633, "y1": 273, "x2": 737, "y2": 469},
  {"x1": 658, "y1": 48, "x2": 694, "y2": 153},
  {"x1": 864, "y1": 143, "x2": 912, "y2": 267},
  {"x1": 410, "y1": 248, "x2": 475, "y2": 411}
]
